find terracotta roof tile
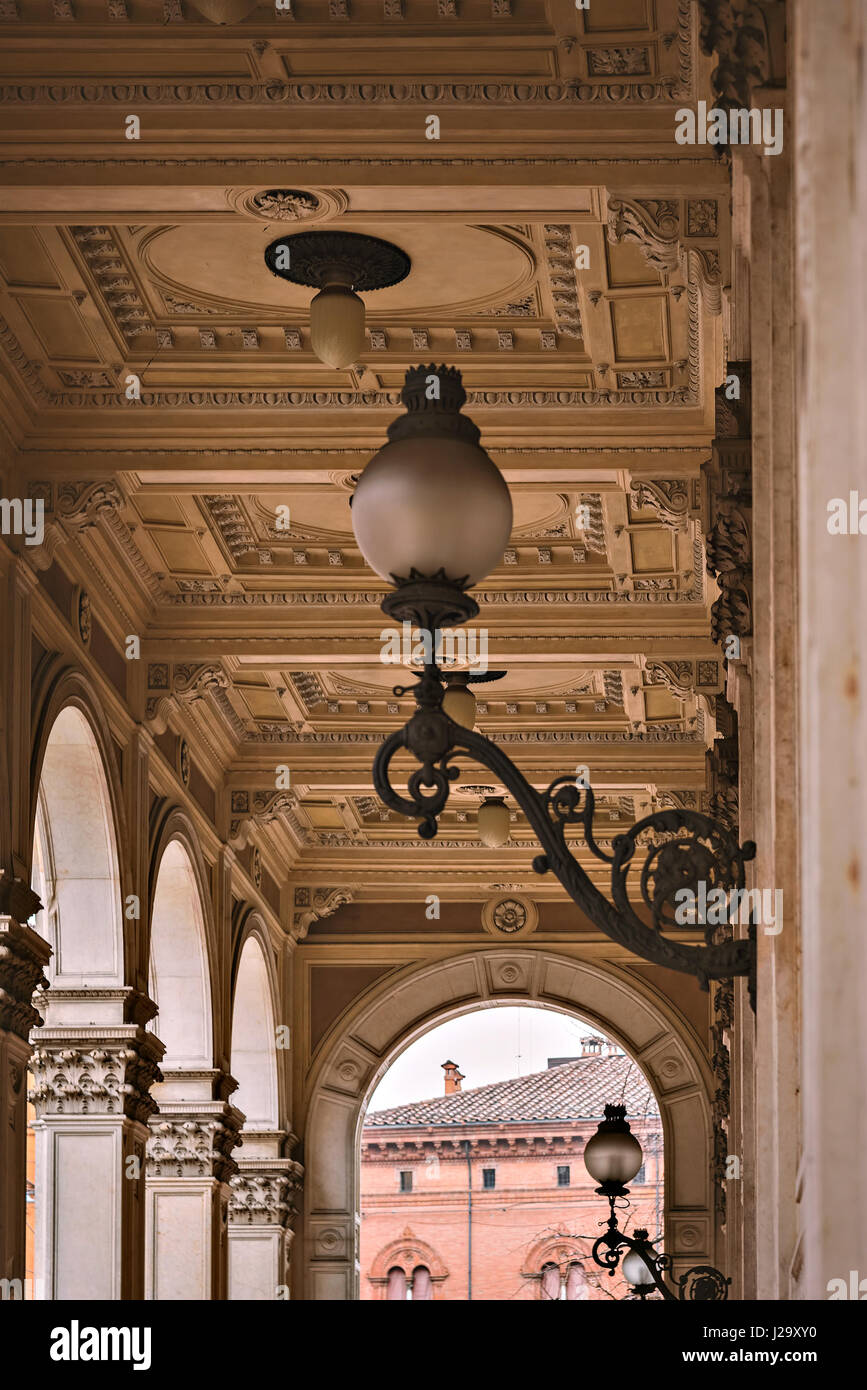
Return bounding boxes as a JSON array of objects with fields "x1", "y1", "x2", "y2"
[{"x1": 364, "y1": 1053, "x2": 657, "y2": 1128}]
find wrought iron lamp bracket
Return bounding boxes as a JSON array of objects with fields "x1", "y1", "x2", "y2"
[
  {"x1": 581, "y1": 1194, "x2": 731, "y2": 1301},
  {"x1": 375, "y1": 636, "x2": 756, "y2": 1000}
]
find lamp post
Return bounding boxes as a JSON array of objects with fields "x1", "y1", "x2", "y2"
[
  {"x1": 350, "y1": 365, "x2": 757, "y2": 1003},
  {"x1": 580, "y1": 1106, "x2": 731, "y2": 1301}
]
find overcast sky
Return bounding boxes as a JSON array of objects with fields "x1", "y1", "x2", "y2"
[{"x1": 366, "y1": 1006, "x2": 608, "y2": 1112}]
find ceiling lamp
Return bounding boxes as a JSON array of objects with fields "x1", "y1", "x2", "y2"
[
  {"x1": 351, "y1": 365, "x2": 512, "y2": 595},
  {"x1": 264, "y1": 231, "x2": 411, "y2": 369},
  {"x1": 350, "y1": 364, "x2": 758, "y2": 1004},
  {"x1": 441, "y1": 679, "x2": 476, "y2": 729},
  {"x1": 477, "y1": 797, "x2": 510, "y2": 848}
]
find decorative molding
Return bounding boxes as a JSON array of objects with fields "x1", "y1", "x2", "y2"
[
  {"x1": 70, "y1": 226, "x2": 152, "y2": 339},
  {"x1": 145, "y1": 661, "x2": 242, "y2": 740},
  {"x1": 229, "y1": 790, "x2": 306, "y2": 850},
  {"x1": 607, "y1": 196, "x2": 723, "y2": 316},
  {"x1": 703, "y1": 366, "x2": 752, "y2": 645},
  {"x1": 629, "y1": 477, "x2": 700, "y2": 530},
  {"x1": 543, "y1": 225, "x2": 582, "y2": 339},
  {"x1": 0, "y1": 78, "x2": 695, "y2": 107},
  {"x1": 292, "y1": 885, "x2": 355, "y2": 939},
  {"x1": 39, "y1": 384, "x2": 696, "y2": 409}
]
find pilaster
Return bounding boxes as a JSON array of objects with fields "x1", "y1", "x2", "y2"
[
  {"x1": 145, "y1": 1068, "x2": 244, "y2": 1300},
  {"x1": 29, "y1": 986, "x2": 164, "y2": 1300},
  {"x1": 228, "y1": 1131, "x2": 304, "y2": 1300}
]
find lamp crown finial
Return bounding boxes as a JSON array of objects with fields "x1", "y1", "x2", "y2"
[{"x1": 386, "y1": 364, "x2": 481, "y2": 446}]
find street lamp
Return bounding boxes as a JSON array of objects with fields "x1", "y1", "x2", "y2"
[
  {"x1": 351, "y1": 365, "x2": 757, "y2": 1002},
  {"x1": 581, "y1": 1106, "x2": 731, "y2": 1301}
]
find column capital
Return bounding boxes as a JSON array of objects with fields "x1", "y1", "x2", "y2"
[
  {"x1": 0, "y1": 912, "x2": 51, "y2": 1040},
  {"x1": 30, "y1": 1024, "x2": 166, "y2": 1123},
  {"x1": 229, "y1": 1159, "x2": 304, "y2": 1228},
  {"x1": 147, "y1": 1102, "x2": 245, "y2": 1183}
]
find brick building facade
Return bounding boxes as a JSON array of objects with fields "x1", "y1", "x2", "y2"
[{"x1": 360, "y1": 1040, "x2": 663, "y2": 1301}]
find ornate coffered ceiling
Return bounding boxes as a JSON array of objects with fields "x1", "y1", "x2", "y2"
[{"x1": 0, "y1": 0, "x2": 739, "y2": 911}]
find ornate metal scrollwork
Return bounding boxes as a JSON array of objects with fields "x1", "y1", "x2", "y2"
[{"x1": 376, "y1": 659, "x2": 756, "y2": 996}]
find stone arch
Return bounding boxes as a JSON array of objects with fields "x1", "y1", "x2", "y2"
[
  {"x1": 230, "y1": 919, "x2": 279, "y2": 1131},
  {"x1": 148, "y1": 822, "x2": 215, "y2": 1069},
  {"x1": 299, "y1": 948, "x2": 715, "y2": 1301}
]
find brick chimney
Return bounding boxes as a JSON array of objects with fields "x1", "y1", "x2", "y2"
[{"x1": 442, "y1": 1060, "x2": 465, "y2": 1094}]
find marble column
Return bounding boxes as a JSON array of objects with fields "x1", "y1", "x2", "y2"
[
  {"x1": 145, "y1": 1069, "x2": 243, "y2": 1301},
  {"x1": 0, "y1": 882, "x2": 50, "y2": 1295},
  {"x1": 792, "y1": 0, "x2": 867, "y2": 1300},
  {"x1": 228, "y1": 1131, "x2": 303, "y2": 1300},
  {"x1": 29, "y1": 986, "x2": 164, "y2": 1300}
]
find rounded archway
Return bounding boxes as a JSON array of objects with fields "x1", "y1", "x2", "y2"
[
  {"x1": 145, "y1": 828, "x2": 219, "y2": 1302},
  {"x1": 357, "y1": 1005, "x2": 664, "y2": 1301},
  {"x1": 231, "y1": 930, "x2": 278, "y2": 1131},
  {"x1": 299, "y1": 949, "x2": 715, "y2": 1301},
  {"x1": 27, "y1": 699, "x2": 126, "y2": 1300},
  {"x1": 32, "y1": 703, "x2": 124, "y2": 987},
  {"x1": 149, "y1": 836, "x2": 213, "y2": 1069}
]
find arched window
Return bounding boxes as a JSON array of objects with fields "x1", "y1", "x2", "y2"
[
  {"x1": 540, "y1": 1262, "x2": 561, "y2": 1300},
  {"x1": 565, "y1": 1262, "x2": 588, "y2": 1301},
  {"x1": 387, "y1": 1266, "x2": 407, "y2": 1300},
  {"x1": 411, "y1": 1265, "x2": 433, "y2": 1301}
]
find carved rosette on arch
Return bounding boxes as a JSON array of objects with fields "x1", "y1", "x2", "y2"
[{"x1": 481, "y1": 892, "x2": 538, "y2": 940}]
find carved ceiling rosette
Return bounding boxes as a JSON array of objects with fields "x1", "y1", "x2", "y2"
[{"x1": 228, "y1": 187, "x2": 350, "y2": 224}]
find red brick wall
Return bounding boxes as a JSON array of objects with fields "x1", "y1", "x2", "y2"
[{"x1": 360, "y1": 1117, "x2": 662, "y2": 1301}]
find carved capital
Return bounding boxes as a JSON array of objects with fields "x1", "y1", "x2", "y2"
[
  {"x1": 697, "y1": 0, "x2": 788, "y2": 111},
  {"x1": 30, "y1": 1026, "x2": 165, "y2": 1122},
  {"x1": 707, "y1": 694, "x2": 740, "y2": 832},
  {"x1": 229, "y1": 1161, "x2": 305, "y2": 1228},
  {"x1": 0, "y1": 910, "x2": 50, "y2": 1040},
  {"x1": 147, "y1": 1104, "x2": 245, "y2": 1183},
  {"x1": 704, "y1": 365, "x2": 753, "y2": 646}
]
